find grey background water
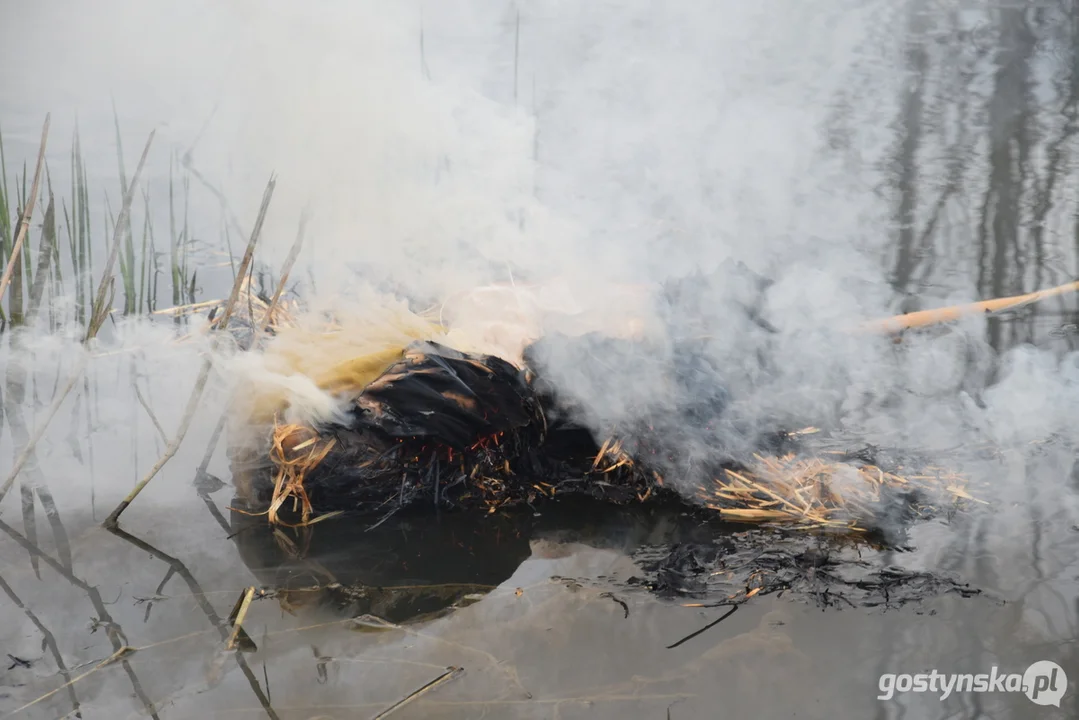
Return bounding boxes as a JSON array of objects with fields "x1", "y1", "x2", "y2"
[{"x1": 2, "y1": 0, "x2": 1079, "y2": 718}]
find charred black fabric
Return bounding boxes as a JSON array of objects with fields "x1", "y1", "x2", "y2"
[
  {"x1": 234, "y1": 339, "x2": 676, "y2": 518},
  {"x1": 352, "y1": 341, "x2": 536, "y2": 449},
  {"x1": 232, "y1": 299, "x2": 939, "y2": 539}
]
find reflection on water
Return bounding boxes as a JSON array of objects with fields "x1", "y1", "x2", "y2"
[
  {"x1": 230, "y1": 504, "x2": 534, "y2": 625},
  {"x1": 0, "y1": 466, "x2": 1075, "y2": 719},
  {"x1": 229, "y1": 498, "x2": 737, "y2": 626}
]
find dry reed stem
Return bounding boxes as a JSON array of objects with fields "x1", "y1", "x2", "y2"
[
  {"x1": 194, "y1": 213, "x2": 309, "y2": 488},
  {"x1": 0, "y1": 114, "x2": 49, "y2": 307},
  {"x1": 4, "y1": 645, "x2": 136, "y2": 717},
  {"x1": 370, "y1": 666, "x2": 463, "y2": 720},
  {"x1": 215, "y1": 180, "x2": 277, "y2": 332},
  {"x1": 255, "y1": 209, "x2": 308, "y2": 341},
  {"x1": 151, "y1": 298, "x2": 223, "y2": 316},
  {"x1": 697, "y1": 455, "x2": 976, "y2": 530},
  {"x1": 104, "y1": 176, "x2": 277, "y2": 529},
  {"x1": 0, "y1": 130, "x2": 157, "y2": 508},
  {"x1": 858, "y1": 279, "x2": 1079, "y2": 334},
  {"x1": 86, "y1": 130, "x2": 156, "y2": 341},
  {"x1": 226, "y1": 586, "x2": 256, "y2": 651}
]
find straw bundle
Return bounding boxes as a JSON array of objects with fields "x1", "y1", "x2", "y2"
[{"x1": 696, "y1": 453, "x2": 979, "y2": 531}]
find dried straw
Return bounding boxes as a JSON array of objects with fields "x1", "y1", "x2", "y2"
[
  {"x1": 695, "y1": 452, "x2": 979, "y2": 531},
  {"x1": 231, "y1": 417, "x2": 340, "y2": 527},
  {"x1": 104, "y1": 175, "x2": 277, "y2": 529}
]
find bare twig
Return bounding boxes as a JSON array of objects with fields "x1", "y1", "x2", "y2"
[
  {"x1": 258, "y1": 208, "x2": 308, "y2": 339},
  {"x1": 195, "y1": 209, "x2": 309, "y2": 480},
  {"x1": 665, "y1": 605, "x2": 739, "y2": 649},
  {"x1": 104, "y1": 176, "x2": 277, "y2": 529},
  {"x1": 0, "y1": 114, "x2": 50, "y2": 309},
  {"x1": 369, "y1": 666, "x2": 463, "y2": 719}
]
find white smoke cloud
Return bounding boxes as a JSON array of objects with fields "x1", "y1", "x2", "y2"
[{"x1": 0, "y1": 0, "x2": 1076, "y2": 512}]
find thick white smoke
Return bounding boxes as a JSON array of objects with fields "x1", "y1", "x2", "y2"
[{"x1": 0, "y1": 0, "x2": 1076, "y2": 509}]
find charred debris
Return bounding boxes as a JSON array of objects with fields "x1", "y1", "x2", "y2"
[
  {"x1": 229, "y1": 495, "x2": 984, "y2": 627},
  {"x1": 225, "y1": 263, "x2": 979, "y2": 543}
]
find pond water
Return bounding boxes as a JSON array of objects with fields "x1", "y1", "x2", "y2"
[
  {"x1": 4, "y1": 1, "x2": 1079, "y2": 718},
  {"x1": 1, "y1": 453, "x2": 1077, "y2": 720}
]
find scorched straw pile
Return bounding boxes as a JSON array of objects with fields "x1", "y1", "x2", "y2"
[{"x1": 221, "y1": 273, "x2": 982, "y2": 536}]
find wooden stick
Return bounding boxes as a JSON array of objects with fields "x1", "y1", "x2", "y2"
[
  {"x1": 0, "y1": 114, "x2": 50, "y2": 307},
  {"x1": 856, "y1": 280, "x2": 1079, "y2": 334},
  {"x1": 150, "y1": 298, "x2": 223, "y2": 316}
]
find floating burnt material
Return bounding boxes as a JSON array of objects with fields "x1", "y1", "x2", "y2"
[
  {"x1": 227, "y1": 326, "x2": 978, "y2": 536},
  {"x1": 229, "y1": 496, "x2": 984, "y2": 629},
  {"x1": 229, "y1": 338, "x2": 674, "y2": 526},
  {"x1": 225, "y1": 262, "x2": 980, "y2": 534}
]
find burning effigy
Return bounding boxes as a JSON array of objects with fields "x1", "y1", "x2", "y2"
[{"x1": 222, "y1": 266, "x2": 980, "y2": 538}]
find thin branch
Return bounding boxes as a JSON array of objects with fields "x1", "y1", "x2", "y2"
[
  {"x1": 104, "y1": 176, "x2": 276, "y2": 529},
  {"x1": 369, "y1": 666, "x2": 463, "y2": 719},
  {"x1": 0, "y1": 114, "x2": 50, "y2": 309},
  {"x1": 195, "y1": 209, "x2": 308, "y2": 488}
]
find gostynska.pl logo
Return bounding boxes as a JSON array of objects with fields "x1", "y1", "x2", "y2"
[{"x1": 878, "y1": 661, "x2": 1067, "y2": 707}]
